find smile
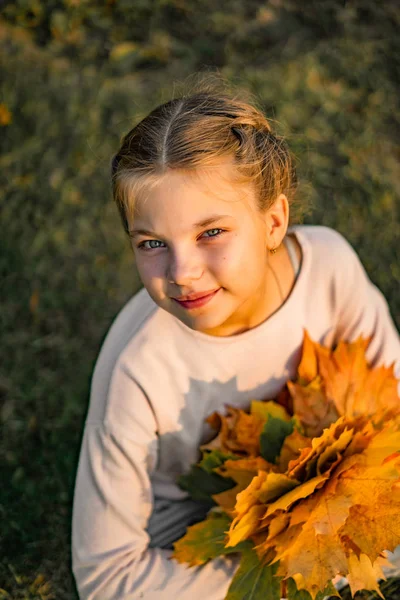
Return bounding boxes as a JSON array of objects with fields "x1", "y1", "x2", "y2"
[{"x1": 173, "y1": 288, "x2": 221, "y2": 310}]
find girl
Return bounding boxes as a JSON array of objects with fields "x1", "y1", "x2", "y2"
[{"x1": 71, "y1": 81, "x2": 400, "y2": 599}]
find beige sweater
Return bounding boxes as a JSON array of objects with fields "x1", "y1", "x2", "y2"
[{"x1": 71, "y1": 225, "x2": 400, "y2": 599}]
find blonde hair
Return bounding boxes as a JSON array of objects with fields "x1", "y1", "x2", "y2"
[{"x1": 111, "y1": 75, "x2": 301, "y2": 235}]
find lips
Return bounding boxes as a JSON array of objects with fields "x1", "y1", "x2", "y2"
[
  {"x1": 173, "y1": 288, "x2": 221, "y2": 309},
  {"x1": 173, "y1": 289, "x2": 220, "y2": 302}
]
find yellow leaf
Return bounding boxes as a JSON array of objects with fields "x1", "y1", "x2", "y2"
[
  {"x1": 316, "y1": 426, "x2": 353, "y2": 475},
  {"x1": 289, "y1": 476, "x2": 352, "y2": 537},
  {"x1": 212, "y1": 456, "x2": 272, "y2": 512},
  {"x1": 226, "y1": 504, "x2": 266, "y2": 547},
  {"x1": 346, "y1": 553, "x2": 385, "y2": 599},
  {"x1": 251, "y1": 400, "x2": 291, "y2": 421},
  {"x1": 339, "y1": 501, "x2": 400, "y2": 564},
  {"x1": 286, "y1": 416, "x2": 352, "y2": 480},
  {"x1": 297, "y1": 328, "x2": 319, "y2": 382},
  {"x1": 266, "y1": 512, "x2": 291, "y2": 541},
  {"x1": 211, "y1": 486, "x2": 240, "y2": 513},
  {"x1": 276, "y1": 526, "x2": 348, "y2": 600},
  {"x1": 176, "y1": 330, "x2": 400, "y2": 599},
  {"x1": 277, "y1": 429, "x2": 311, "y2": 472},
  {"x1": 264, "y1": 474, "x2": 328, "y2": 519},
  {"x1": 232, "y1": 471, "x2": 269, "y2": 521},
  {"x1": 234, "y1": 411, "x2": 266, "y2": 456},
  {"x1": 256, "y1": 472, "x2": 299, "y2": 504}
]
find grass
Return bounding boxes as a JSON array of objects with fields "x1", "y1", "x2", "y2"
[{"x1": 1, "y1": 2, "x2": 400, "y2": 598}]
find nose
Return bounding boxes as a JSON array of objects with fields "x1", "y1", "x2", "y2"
[{"x1": 167, "y1": 247, "x2": 203, "y2": 285}]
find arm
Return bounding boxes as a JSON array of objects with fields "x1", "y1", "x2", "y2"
[
  {"x1": 332, "y1": 232, "x2": 400, "y2": 381},
  {"x1": 71, "y1": 366, "x2": 239, "y2": 600}
]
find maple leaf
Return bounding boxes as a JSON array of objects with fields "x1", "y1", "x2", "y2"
[
  {"x1": 225, "y1": 414, "x2": 400, "y2": 598},
  {"x1": 199, "y1": 449, "x2": 241, "y2": 472},
  {"x1": 250, "y1": 400, "x2": 291, "y2": 422},
  {"x1": 275, "y1": 525, "x2": 349, "y2": 599},
  {"x1": 338, "y1": 500, "x2": 400, "y2": 565},
  {"x1": 321, "y1": 335, "x2": 400, "y2": 418},
  {"x1": 296, "y1": 329, "x2": 329, "y2": 384},
  {"x1": 202, "y1": 406, "x2": 267, "y2": 456},
  {"x1": 289, "y1": 332, "x2": 400, "y2": 437},
  {"x1": 287, "y1": 377, "x2": 339, "y2": 438},
  {"x1": 172, "y1": 511, "x2": 248, "y2": 566},
  {"x1": 178, "y1": 449, "x2": 239, "y2": 505},
  {"x1": 277, "y1": 429, "x2": 313, "y2": 472},
  {"x1": 285, "y1": 577, "x2": 340, "y2": 600},
  {"x1": 277, "y1": 428, "x2": 400, "y2": 597},
  {"x1": 212, "y1": 457, "x2": 274, "y2": 513},
  {"x1": 225, "y1": 545, "x2": 282, "y2": 600},
  {"x1": 355, "y1": 364, "x2": 400, "y2": 416},
  {"x1": 345, "y1": 552, "x2": 386, "y2": 599},
  {"x1": 260, "y1": 415, "x2": 295, "y2": 463},
  {"x1": 175, "y1": 329, "x2": 400, "y2": 600},
  {"x1": 226, "y1": 472, "x2": 302, "y2": 548}
]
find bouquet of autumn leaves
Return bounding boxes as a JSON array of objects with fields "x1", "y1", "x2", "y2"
[{"x1": 172, "y1": 330, "x2": 400, "y2": 600}]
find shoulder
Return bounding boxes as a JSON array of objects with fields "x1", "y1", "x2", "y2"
[
  {"x1": 292, "y1": 225, "x2": 368, "y2": 310},
  {"x1": 294, "y1": 224, "x2": 361, "y2": 272},
  {"x1": 296, "y1": 224, "x2": 356, "y2": 254}
]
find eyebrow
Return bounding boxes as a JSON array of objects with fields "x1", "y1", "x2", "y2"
[{"x1": 129, "y1": 214, "x2": 235, "y2": 239}]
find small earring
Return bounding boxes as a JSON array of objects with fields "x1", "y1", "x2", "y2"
[{"x1": 270, "y1": 247, "x2": 277, "y2": 254}]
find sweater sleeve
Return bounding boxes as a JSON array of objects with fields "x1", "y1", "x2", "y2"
[
  {"x1": 332, "y1": 232, "x2": 400, "y2": 383},
  {"x1": 71, "y1": 365, "x2": 239, "y2": 600}
]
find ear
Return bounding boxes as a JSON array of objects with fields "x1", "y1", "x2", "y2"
[{"x1": 264, "y1": 194, "x2": 289, "y2": 250}]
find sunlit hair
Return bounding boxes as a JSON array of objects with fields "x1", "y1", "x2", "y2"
[{"x1": 111, "y1": 74, "x2": 302, "y2": 236}]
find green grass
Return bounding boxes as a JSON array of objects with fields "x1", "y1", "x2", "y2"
[{"x1": 1, "y1": 2, "x2": 400, "y2": 597}]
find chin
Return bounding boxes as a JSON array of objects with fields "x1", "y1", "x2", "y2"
[{"x1": 182, "y1": 309, "x2": 229, "y2": 331}]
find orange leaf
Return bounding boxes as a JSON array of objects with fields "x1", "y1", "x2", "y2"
[
  {"x1": 297, "y1": 329, "x2": 319, "y2": 383},
  {"x1": 287, "y1": 377, "x2": 339, "y2": 438},
  {"x1": 202, "y1": 406, "x2": 267, "y2": 456}
]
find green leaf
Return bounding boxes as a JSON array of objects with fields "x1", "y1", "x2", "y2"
[
  {"x1": 178, "y1": 450, "x2": 240, "y2": 505},
  {"x1": 226, "y1": 546, "x2": 283, "y2": 600},
  {"x1": 178, "y1": 465, "x2": 236, "y2": 505},
  {"x1": 199, "y1": 449, "x2": 240, "y2": 473},
  {"x1": 172, "y1": 511, "x2": 250, "y2": 566},
  {"x1": 286, "y1": 579, "x2": 312, "y2": 600},
  {"x1": 260, "y1": 417, "x2": 295, "y2": 463}
]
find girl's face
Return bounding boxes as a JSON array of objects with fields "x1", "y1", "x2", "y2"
[{"x1": 129, "y1": 155, "x2": 289, "y2": 337}]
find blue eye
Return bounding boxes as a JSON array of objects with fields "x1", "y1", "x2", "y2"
[
  {"x1": 137, "y1": 228, "x2": 226, "y2": 251},
  {"x1": 204, "y1": 228, "x2": 224, "y2": 238},
  {"x1": 138, "y1": 239, "x2": 165, "y2": 250}
]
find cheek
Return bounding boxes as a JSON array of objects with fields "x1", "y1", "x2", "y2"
[
  {"x1": 219, "y1": 235, "x2": 260, "y2": 269},
  {"x1": 218, "y1": 237, "x2": 266, "y2": 285},
  {"x1": 209, "y1": 240, "x2": 248, "y2": 282},
  {"x1": 135, "y1": 256, "x2": 165, "y2": 288},
  {"x1": 208, "y1": 242, "x2": 239, "y2": 275}
]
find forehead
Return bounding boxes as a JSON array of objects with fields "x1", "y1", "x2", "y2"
[{"x1": 131, "y1": 157, "x2": 257, "y2": 226}]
